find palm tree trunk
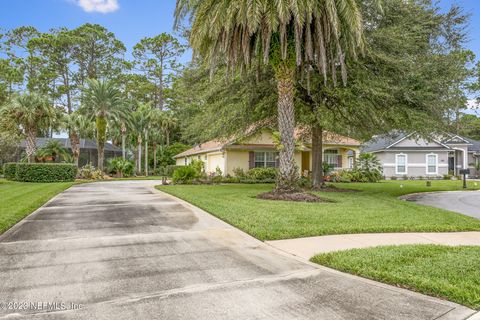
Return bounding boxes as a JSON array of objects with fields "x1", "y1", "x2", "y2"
[
  {"x1": 311, "y1": 123, "x2": 325, "y2": 189},
  {"x1": 144, "y1": 129, "x2": 148, "y2": 176},
  {"x1": 26, "y1": 128, "x2": 37, "y2": 163},
  {"x1": 275, "y1": 63, "x2": 298, "y2": 193},
  {"x1": 121, "y1": 134, "x2": 126, "y2": 160},
  {"x1": 70, "y1": 131, "x2": 80, "y2": 167},
  {"x1": 137, "y1": 135, "x2": 142, "y2": 175},
  {"x1": 96, "y1": 116, "x2": 107, "y2": 172},
  {"x1": 153, "y1": 143, "x2": 157, "y2": 174}
]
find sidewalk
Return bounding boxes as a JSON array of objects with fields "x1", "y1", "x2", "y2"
[{"x1": 266, "y1": 232, "x2": 480, "y2": 259}]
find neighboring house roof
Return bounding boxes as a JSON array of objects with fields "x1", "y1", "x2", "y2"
[
  {"x1": 20, "y1": 138, "x2": 122, "y2": 152},
  {"x1": 465, "y1": 137, "x2": 480, "y2": 153},
  {"x1": 174, "y1": 128, "x2": 360, "y2": 159},
  {"x1": 363, "y1": 131, "x2": 480, "y2": 153}
]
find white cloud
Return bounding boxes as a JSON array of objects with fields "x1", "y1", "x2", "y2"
[
  {"x1": 76, "y1": 0, "x2": 119, "y2": 13},
  {"x1": 467, "y1": 99, "x2": 478, "y2": 110}
]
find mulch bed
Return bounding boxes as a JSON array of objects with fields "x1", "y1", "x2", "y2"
[
  {"x1": 257, "y1": 191, "x2": 333, "y2": 203},
  {"x1": 313, "y1": 186, "x2": 360, "y2": 193}
]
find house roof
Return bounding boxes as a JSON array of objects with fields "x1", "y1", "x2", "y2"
[
  {"x1": 174, "y1": 128, "x2": 360, "y2": 159},
  {"x1": 465, "y1": 137, "x2": 480, "y2": 153},
  {"x1": 20, "y1": 138, "x2": 122, "y2": 152},
  {"x1": 363, "y1": 131, "x2": 480, "y2": 153}
]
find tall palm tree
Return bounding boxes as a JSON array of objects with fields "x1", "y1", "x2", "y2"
[
  {"x1": 81, "y1": 79, "x2": 125, "y2": 171},
  {"x1": 160, "y1": 112, "x2": 177, "y2": 147},
  {"x1": 130, "y1": 104, "x2": 151, "y2": 175},
  {"x1": 0, "y1": 93, "x2": 58, "y2": 163},
  {"x1": 175, "y1": 0, "x2": 365, "y2": 192},
  {"x1": 63, "y1": 112, "x2": 95, "y2": 166}
]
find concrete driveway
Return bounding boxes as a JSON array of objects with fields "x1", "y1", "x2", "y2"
[
  {"x1": 0, "y1": 181, "x2": 475, "y2": 319},
  {"x1": 402, "y1": 190, "x2": 480, "y2": 219}
]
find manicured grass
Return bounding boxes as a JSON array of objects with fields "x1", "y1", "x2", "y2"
[
  {"x1": 157, "y1": 180, "x2": 480, "y2": 240},
  {"x1": 0, "y1": 179, "x2": 75, "y2": 235},
  {"x1": 311, "y1": 245, "x2": 480, "y2": 309}
]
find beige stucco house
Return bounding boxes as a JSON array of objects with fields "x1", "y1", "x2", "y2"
[
  {"x1": 174, "y1": 128, "x2": 361, "y2": 176},
  {"x1": 363, "y1": 132, "x2": 480, "y2": 178}
]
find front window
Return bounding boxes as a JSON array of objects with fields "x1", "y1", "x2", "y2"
[
  {"x1": 324, "y1": 149, "x2": 339, "y2": 167},
  {"x1": 184, "y1": 158, "x2": 187, "y2": 165},
  {"x1": 427, "y1": 154, "x2": 437, "y2": 174},
  {"x1": 254, "y1": 151, "x2": 278, "y2": 168},
  {"x1": 396, "y1": 154, "x2": 407, "y2": 174}
]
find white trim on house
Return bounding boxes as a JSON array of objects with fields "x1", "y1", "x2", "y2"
[
  {"x1": 395, "y1": 153, "x2": 408, "y2": 175},
  {"x1": 383, "y1": 163, "x2": 448, "y2": 168},
  {"x1": 385, "y1": 133, "x2": 414, "y2": 149},
  {"x1": 425, "y1": 153, "x2": 438, "y2": 175}
]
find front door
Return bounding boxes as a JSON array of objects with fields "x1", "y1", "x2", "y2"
[
  {"x1": 448, "y1": 156, "x2": 454, "y2": 173},
  {"x1": 301, "y1": 151, "x2": 310, "y2": 174}
]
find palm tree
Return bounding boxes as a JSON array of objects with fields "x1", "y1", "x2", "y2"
[
  {"x1": 0, "y1": 93, "x2": 58, "y2": 163},
  {"x1": 130, "y1": 104, "x2": 151, "y2": 175},
  {"x1": 175, "y1": 0, "x2": 365, "y2": 192},
  {"x1": 160, "y1": 112, "x2": 177, "y2": 146},
  {"x1": 36, "y1": 140, "x2": 69, "y2": 162},
  {"x1": 63, "y1": 112, "x2": 95, "y2": 166},
  {"x1": 81, "y1": 79, "x2": 125, "y2": 171}
]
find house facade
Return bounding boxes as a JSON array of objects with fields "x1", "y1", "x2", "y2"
[
  {"x1": 363, "y1": 132, "x2": 480, "y2": 178},
  {"x1": 174, "y1": 128, "x2": 361, "y2": 176}
]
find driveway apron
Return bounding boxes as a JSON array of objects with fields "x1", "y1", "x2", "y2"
[{"x1": 0, "y1": 181, "x2": 474, "y2": 319}]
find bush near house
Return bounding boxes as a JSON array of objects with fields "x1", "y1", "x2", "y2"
[
  {"x1": 13, "y1": 163, "x2": 77, "y2": 182},
  {"x1": 172, "y1": 166, "x2": 200, "y2": 183},
  {"x1": 78, "y1": 163, "x2": 104, "y2": 180},
  {"x1": 3, "y1": 163, "x2": 17, "y2": 180},
  {"x1": 245, "y1": 167, "x2": 277, "y2": 180}
]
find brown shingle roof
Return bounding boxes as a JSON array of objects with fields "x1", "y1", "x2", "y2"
[{"x1": 174, "y1": 128, "x2": 360, "y2": 158}]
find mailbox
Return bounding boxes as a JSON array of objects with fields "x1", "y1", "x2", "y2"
[{"x1": 460, "y1": 169, "x2": 470, "y2": 175}]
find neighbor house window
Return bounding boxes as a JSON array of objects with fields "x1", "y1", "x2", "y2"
[
  {"x1": 184, "y1": 158, "x2": 187, "y2": 165},
  {"x1": 396, "y1": 154, "x2": 407, "y2": 174},
  {"x1": 324, "y1": 149, "x2": 339, "y2": 167},
  {"x1": 426, "y1": 154, "x2": 438, "y2": 174},
  {"x1": 254, "y1": 151, "x2": 277, "y2": 168}
]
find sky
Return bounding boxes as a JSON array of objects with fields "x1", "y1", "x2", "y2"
[{"x1": 0, "y1": 0, "x2": 479, "y2": 112}]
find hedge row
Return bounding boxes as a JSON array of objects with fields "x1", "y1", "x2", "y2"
[
  {"x1": 3, "y1": 163, "x2": 77, "y2": 182},
  {"x1": 3, "y1": 163, "x2": 17, "y2": 180}
]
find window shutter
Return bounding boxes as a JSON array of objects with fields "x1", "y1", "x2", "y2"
[
  {"x1": 249, "y1": 151, "x2": 255, "y2": 169},
  {"x1": 337, "y1": 155, "x2": 342, "y2": 168},
  {"x1": 275, "y1": 153, "x2": 280, "y2": 168}
]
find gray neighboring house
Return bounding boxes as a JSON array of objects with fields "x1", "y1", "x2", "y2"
[
  {"x1": 17, "y1": 137, "x2": 122, "y2": 167},
  {"x1": 363, "y1": 132, "x2": 480, "y2": 178}
]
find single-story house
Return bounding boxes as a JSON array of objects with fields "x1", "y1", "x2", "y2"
[
  {"x1": 363, "y1": 132, "x2": 480, "y2": 178},
  {"x1": 17, "y1": 137, "x2": 122, "y2": 167},
  {"x1": 174, "y1": 128, "x2": 361, "y2": 176}
]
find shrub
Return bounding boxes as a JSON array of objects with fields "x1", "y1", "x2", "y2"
[
  {"x1": 14, "y1": 163, "x2": 76, "y2": 182},
  {"x1": 172, "y1": 166, "x2": 199, "y2": 183},
  {"x1": 232, "y1": 167, "x2": 246, "y2": 178},
  {"x1": 78, "y1": 163, "x2": 104, "y2": 180},
  {"x1": 3, "y1": 163, "x2": 17, "y2": 180},
  {"x1": 107, "y1": 158, "x2": 134, "y2": 177},
  {"x1": 246, "y1": 167, "x2": 277, "y2": 180},
  {"x1": 164, "y1": 165, "x2": 183, "y2": 177},
  {"x1": 190, "y1": 159, "x2": 205, "y2": 176}
]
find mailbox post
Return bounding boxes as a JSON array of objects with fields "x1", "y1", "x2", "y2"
[{"x1": 459, "y1": 169, "x2": 470, "y2": 189}]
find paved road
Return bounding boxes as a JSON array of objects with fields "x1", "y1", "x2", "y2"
[
  {"x1": 403, "y1": 191, "x2": 480, "y2": 219},
  {"x1": 0, "y1": 181, "x2": 474, "y2": 319}
]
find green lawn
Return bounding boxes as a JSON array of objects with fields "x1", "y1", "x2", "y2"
[
  {"x1": 311, "y1": 245, "x2": 480, "y2": 309},
  {"x1": 0, "y1": 179, "x2": 75, "y2": 235},
  {"x1": 157, "y1": 180, "x2": 480, "y2": 240}
]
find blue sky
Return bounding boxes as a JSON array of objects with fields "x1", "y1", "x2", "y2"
[
  {"x1": 1, "y1": 0, "x2": 479, "y2": 64},
  {"x1": 1, "y1": 0, "x2": 479, "y2": 114}
]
